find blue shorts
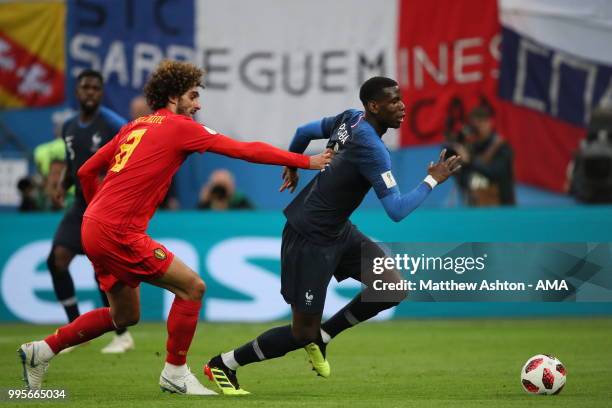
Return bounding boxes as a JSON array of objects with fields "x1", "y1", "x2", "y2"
[{"x1": 280, "y1": 222, "x2": 385, "y2": 314}]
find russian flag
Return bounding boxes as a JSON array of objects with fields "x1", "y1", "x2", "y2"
[{"x1": 497, "y1": 0, "x2": 612, "y2": 192}]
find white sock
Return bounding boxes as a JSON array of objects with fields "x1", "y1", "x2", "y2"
[
  {"x1": 37, "y1": 340, "x2": 56, "y2": 362},
  {"x1": 320, "y1": 329, "x2": 331, "y2": 344},
  {"x1": 164, "y1": 362, "x2": 188, "y2": 377},
  {"x1": 221, "y1": 351, "x2": 239, "y2": 370}
]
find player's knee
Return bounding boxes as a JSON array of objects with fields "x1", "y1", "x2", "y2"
[
  {"x1": 187, "y1": 277, "x2": 206, "y2": 301},
  {"x1": 113, "y1": 310, "x2": 140, "y2": 328},
  {"x1": 47, "y1": 251, "x2": 67, "y2": 276},
  {"x1": 291, "y1": 325, "x2": 320, "y2": 345},
  {"x1": 46, "y1": 253, "x2": 57, "y2": 274},
  {"x1": 50, "y1": 247, "x2": 73, "y2": 271}
]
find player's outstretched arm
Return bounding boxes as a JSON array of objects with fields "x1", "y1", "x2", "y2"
[
  {"x1": 50, "y1": 166, "x2": 70, "y2": 208},
  {"x1": 278, "y1": 148, "x2": 335, "y2": 192},
  {"x1": 77, "y1": 137, "x2": 118, "y2": 203},
  {"x1": 380, "y1": 150, "x2": 461, "y2": 222},
  {"x1": 207, "y1": 135, "x2": 331, "y2": 170},
  {"x1": 279, "y1": 118, "x2": 336, "y2": 192},
  {"x1": 288, "y1": 120, "x2": 329, "y2": 153},
  {"x1": 279, "y1": 166, "x2": 299, "y2": 193},
  {"x1": 53, "y1": 133, "x2": 75, "y2": 207}
]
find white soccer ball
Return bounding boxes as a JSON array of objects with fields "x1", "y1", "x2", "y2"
[{"x1": 520, "y1": 354, "x2": 567, "y2": 395}]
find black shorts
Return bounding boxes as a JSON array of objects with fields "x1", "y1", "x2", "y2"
[
  {"x1": 52, "y1": 200, "x2": 86, "y2": 254},
  {"x1": 280, "y1": 222, "x2": 385, "y2": 314}
]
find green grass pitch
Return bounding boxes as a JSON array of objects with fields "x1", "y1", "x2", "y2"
[{"x1": 1, "y1": 319, "x2": 611, "y2": 407}]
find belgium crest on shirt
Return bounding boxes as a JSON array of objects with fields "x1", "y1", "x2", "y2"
[{"x1": 153, "y1": 247, "x2": 167, "y2": 260}]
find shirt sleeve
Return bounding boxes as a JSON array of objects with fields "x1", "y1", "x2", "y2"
[
  {"x1": 179, "y1": 120, "x2": 310, "y2": 168},
  {"x1": 178, "y1": 121, "x2": 220, "y2": 153},
  {"x1": 354, "y1": 137, "x2": 397, "y2": 199},
  {"x1": 321, "y1": 115, "x2": 340, "y2": 137},
  {"x1": 77, "y1": 135, "x2": 119, "y2": 203},
  {"x1": 288, "y1": 114, "x2": 342, "y2": 153},
  {"x1": 207, "y1": 134, "x2": 310, "y2": 169},
  {"x1": 380, "y1": 183, "x2": 432, "y2": 222},
  {"x1": 289, "y1": 120, "x2": 326, "y2": 153},
  {"x1": 354, "y1": 137, "x2": 433, "y2": 222},
  {"x1": 100, "y1": 106, "x2": 128, "y2": 134}
]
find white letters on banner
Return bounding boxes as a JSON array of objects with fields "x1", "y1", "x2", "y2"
[
  {"x1": 1, "y1": 238, "x2": 394, "y2": 323},
  {"x1": 1, "y1": 241, "x2": 97, "y2": 323},
  {"x1": 195, "y1": 0, "x2": 398, "y2": 148},
  {"x1": 70, "y1": 34, "x2": 195, "y2": 90},
  {"x1": 205, "y1": 237, "x2": 389, "y2": 321},
  {"x1": 398, "y1": 35, "x2": 500, "y2": 90},
  {"x1": 205, "y1": 237, "x2": 289, "y2": 322},
  {"x1": 1, "y1": 239, "x2": 196, "y2": 323}
]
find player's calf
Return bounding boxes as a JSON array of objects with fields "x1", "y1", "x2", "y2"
[{"x1": 185, "y1": 277, "x2": 206, "y2": 301}]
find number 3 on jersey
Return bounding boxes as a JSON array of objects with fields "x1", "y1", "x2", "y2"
[{"x1": 110, "y1": 129, "x2": 146, "y2": 172}]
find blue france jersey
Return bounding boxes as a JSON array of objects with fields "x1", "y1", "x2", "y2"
[
  {"x1": 62, "y1": 106, "x2": 126, "y2": 204},
  {"x1": 284, "y1": 109, "x2": 397, "y2": 244}
]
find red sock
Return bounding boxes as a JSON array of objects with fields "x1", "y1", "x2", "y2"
[
  {"x1": 44, "y1": 307, "x2": 115, "y2": 354},
  {"x1": 166, "y1": 298, "x2": 201, "y2": 365}
]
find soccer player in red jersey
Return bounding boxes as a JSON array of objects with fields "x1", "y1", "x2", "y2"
[{"x1": 18, "y1": 60, "x2": 332, "y2": 395}]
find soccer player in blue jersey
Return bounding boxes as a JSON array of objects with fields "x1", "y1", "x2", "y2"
[
  {"x1": 204, "y1": 77, "x2": 461, "y2": 394},
  {"x1": 46, "y1": 69, "x2": 134, "y2": 353}
]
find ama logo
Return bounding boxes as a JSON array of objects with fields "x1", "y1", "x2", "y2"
[{"x1": 305, "y1": 290, "x2": 314, "y2": 307}]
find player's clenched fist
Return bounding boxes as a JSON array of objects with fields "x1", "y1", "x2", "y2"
[{"x1": 427, "y1": 148, "x2": 462, "y2": 184}]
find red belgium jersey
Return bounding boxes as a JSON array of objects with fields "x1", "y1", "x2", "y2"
[{"x1": 78, "y1": 108, "x2": 310, "y2": 233}]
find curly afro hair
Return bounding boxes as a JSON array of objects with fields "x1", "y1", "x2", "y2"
[{"x1": 144, "y1": 60, "x2": 204, "y2": 111}]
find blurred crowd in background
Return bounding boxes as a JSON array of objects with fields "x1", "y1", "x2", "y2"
[
  {"x1": 17, "y1": 90, "x2": 612, "y2": 213},
  {"x1": 15, "y1": 92, "x2": 255, "y2": 213}
]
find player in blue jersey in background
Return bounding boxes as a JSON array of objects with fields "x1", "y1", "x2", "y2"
[
  {"x1": 46, "y1": 69, "x2": 135, "y2": 354},
  {"x1": 204, "y1": 77, "x2": 461, "y2": 394}
]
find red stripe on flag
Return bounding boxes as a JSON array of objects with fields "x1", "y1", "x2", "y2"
[
  {"x1": 0, "y1": 31, "x2": 64, "y2": 107},
  {"x1": 498, "y1": 100, "x2": 584, "y2": 192}
]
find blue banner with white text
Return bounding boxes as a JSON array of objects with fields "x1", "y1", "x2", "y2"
[
  {"x1": 66, "y1": 0, "x2": 195, "y2": 117},
  {"x1": 1, "y1": 208, "x2": 611, "y2": 323}
]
